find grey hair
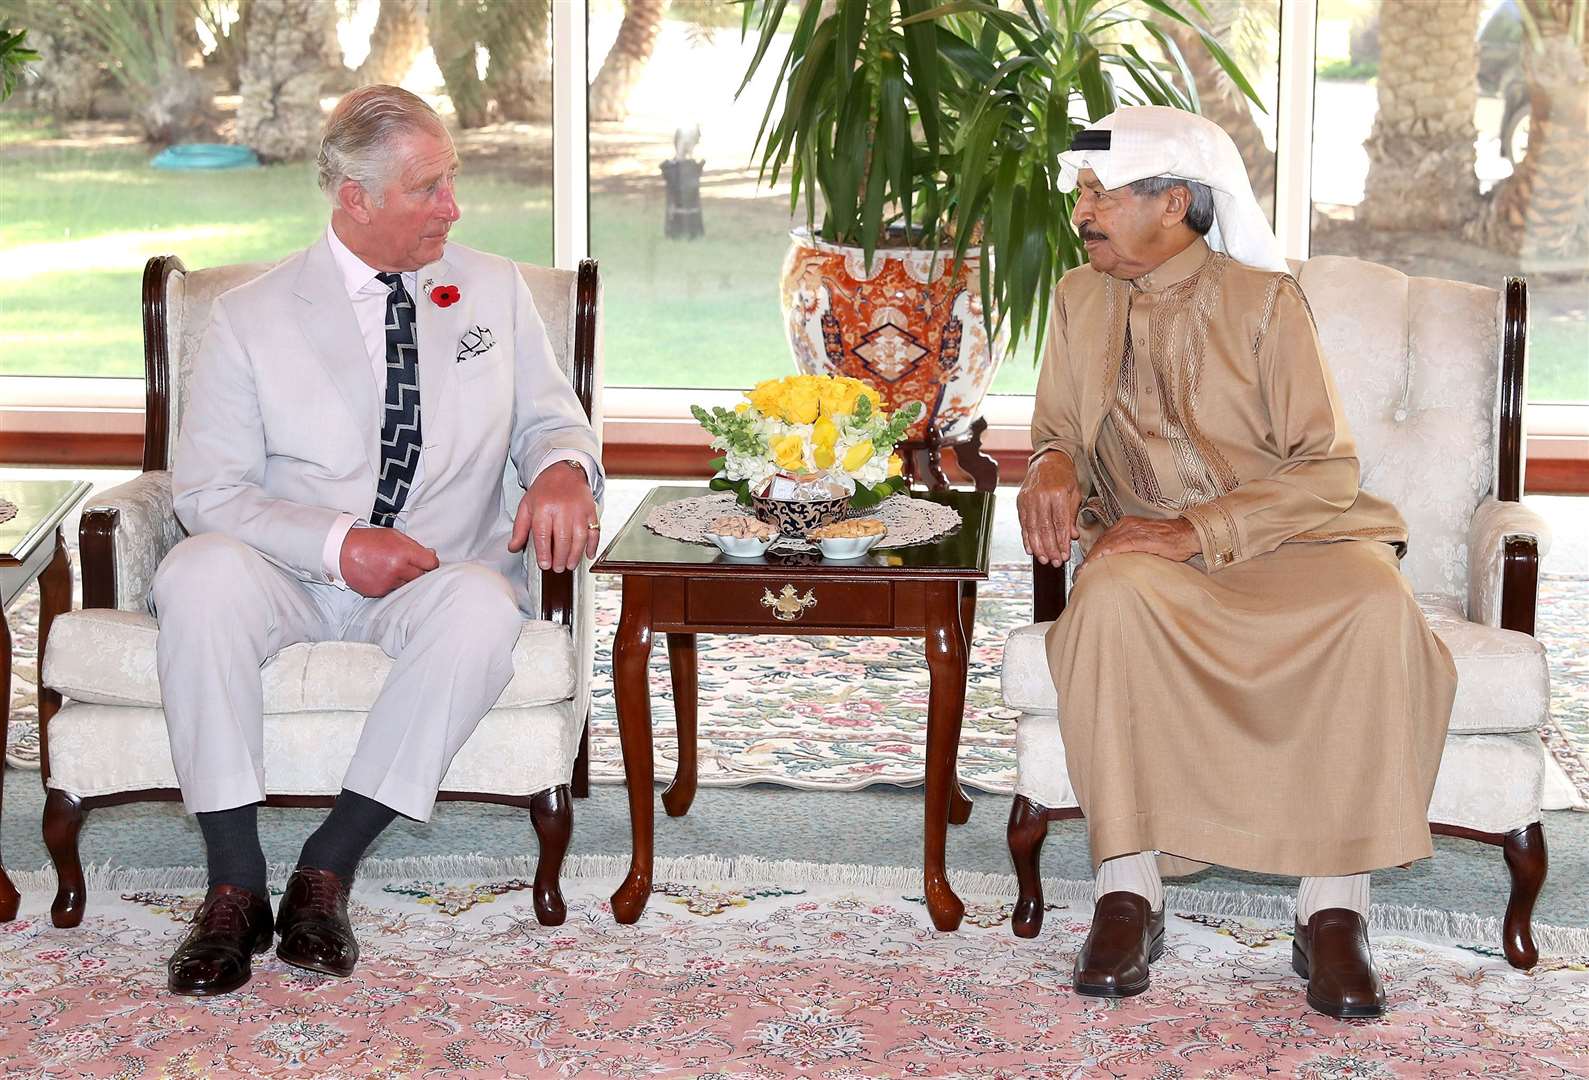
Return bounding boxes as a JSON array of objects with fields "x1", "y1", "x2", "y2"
[
  {"x1": 316, "y1": 85, "x2": 447, "y2": 207},
  {"x1": 1128, "y1": 175, "x2": 1215, "y2": 236}
]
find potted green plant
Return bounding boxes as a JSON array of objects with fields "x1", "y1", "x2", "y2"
[{"x1": 739, "y1": 0, "x2": 1258, "y2": 479}]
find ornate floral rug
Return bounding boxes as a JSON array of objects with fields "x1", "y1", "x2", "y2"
[
  {"x1": 8, "y1": 564, "x2": 1589, "y2": 804},
  {"x1": 3, "y1": 855, "x2": 1588, "y2": 1078}
]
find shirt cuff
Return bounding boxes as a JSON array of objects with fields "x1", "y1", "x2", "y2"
[
  {"x1": 322, "y1": 512, "x2": 360, "y2": 589},
  {"x1": 533, "y1": 449, "x2": 599, "y2": 491}
]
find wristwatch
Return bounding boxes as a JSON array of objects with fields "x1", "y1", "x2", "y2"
[{"x1": 562, "y1": 458, "x2": 587, "y2": 481}]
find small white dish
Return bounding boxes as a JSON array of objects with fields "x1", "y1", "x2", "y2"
[
  {"x1": 706, "y1": 531, "x2": 774, "y2": 558},
  {"x1": 816, "y1": 533, "x2": 884, "y2": 560}
]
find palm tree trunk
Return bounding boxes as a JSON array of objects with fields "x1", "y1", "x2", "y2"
[
  {"x1": 1473, "y1": 1, "x2": 1589, "y2": 258},
  {"x1": 484, "y1": 0, "x2": 552, "y2": 121},
  {"x1": 428, "y1": 0, "x2": 490, "y2": 127},
  {"x1": 357, "y1": 0, "x2": 430, "y2": 87},
  {"x1": 589, "y1": 0, "x2": 670, "y2": 122},
  {"x1": 1358, "y1": 0, "x2": 1482, "y2": 231},
  {"x1": 237, "y1": 0, "x2": 342, "y2": 162}
]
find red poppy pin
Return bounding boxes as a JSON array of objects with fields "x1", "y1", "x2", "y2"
[{"x1": 430, "y1": 284, "x2": 461, "y2": 307}]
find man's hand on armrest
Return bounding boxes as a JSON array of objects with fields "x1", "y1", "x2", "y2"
[
  {"x1": 511, "y1": 458, "x2": 600, "y2": 574},
  {"x1": 339, "y1": 528, "x2": 439, "y2": 597},
  {"x1": 1018, "y1": 451, "x2": 1084, "y2": 566}
]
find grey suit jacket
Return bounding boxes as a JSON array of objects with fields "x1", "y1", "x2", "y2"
[{"x1": 170, "y1": 234, "x2": 602, "y2": 599}]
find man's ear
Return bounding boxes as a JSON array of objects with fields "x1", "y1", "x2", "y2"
[
  {"x1": 338, "y1": 179, "x2": 375, "y2": 225},
  {"x1": 1160, "y1": 184, "x2": 1192, "y2": 229}
]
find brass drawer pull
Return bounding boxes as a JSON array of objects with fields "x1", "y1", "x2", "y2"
[{"x1": 761, "y1": 584, "x2": 817, "y2": 621}]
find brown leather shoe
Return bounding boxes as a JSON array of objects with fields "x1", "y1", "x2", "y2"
[
  {"x1": 276, "y1": 867, "x2": 358, "y2": 978},
  {"x1": 1293, "y1": 908, "x2": 1385, "y2": 1019},
  {"x1": 1073, "y1": 891, "x2": 1166, "y2": 998},
  {"x1": 167, "y1": 884, "x2": 274, "y2": 996}
]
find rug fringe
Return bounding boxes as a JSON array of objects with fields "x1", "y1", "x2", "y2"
[{"x1": 13, "y1": 854, "x2": 1588, "y2": 958}]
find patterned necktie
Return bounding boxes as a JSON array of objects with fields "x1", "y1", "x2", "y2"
[{"x1": 371, "y1": 271, "x2": 422, "y2": 528}]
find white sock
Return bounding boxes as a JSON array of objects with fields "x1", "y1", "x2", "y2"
[
  {"x1": 1297, "y1": 874, "x2": 1371, "y2": 921},
  {"x1": 1095, "y1": 851, "x2": 1165, "y2": 913}
]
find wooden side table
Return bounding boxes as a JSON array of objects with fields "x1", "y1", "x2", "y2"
[
  {"x1": 593, "y1": 485, "x2": 994, "y2": 932},
  {"x1": 1, "y1": 479, "x2": 91, "y2": 922}
]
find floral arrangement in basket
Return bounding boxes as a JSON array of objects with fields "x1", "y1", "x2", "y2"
[{"x1": 692, "y1": 374, "x2": 924, "y2": 510}]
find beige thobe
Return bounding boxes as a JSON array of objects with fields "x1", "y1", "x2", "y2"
[{"x1": 1033, "y1": 238, "x2": 1457, "y2": 878}]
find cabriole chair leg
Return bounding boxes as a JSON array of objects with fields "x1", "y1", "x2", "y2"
[
  {"x1": 1501, "y1": 821, "x2": 1546, "y2": 970},
  {"x1": 530, "y1": 785, "x2": 572, "y2": 926},
  {"x1": 1008, "y1": 795, "x2": 1050, "y2": 938},
  {"x1": 43, "y1": 789, "x2": 87, "y2": 928}
]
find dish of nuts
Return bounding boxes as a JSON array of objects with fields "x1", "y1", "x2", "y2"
[
  {"x1": 707, "y1": 515, "x2": 777, "y2": 540},
  {"x1": 806, "y1": 518, "x2": 886, "y2": 540}
]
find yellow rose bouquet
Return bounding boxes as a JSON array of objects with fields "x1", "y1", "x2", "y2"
[{"x1": 692, "y1": 375, "x2": 924, "y2": 509}]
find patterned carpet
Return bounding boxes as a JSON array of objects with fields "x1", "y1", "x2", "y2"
[
  {"x1": 1, "y1": 856, "x2": 1586, "y2": 1079},
  {"x1": 8, "y1": 566, "x2": 1589, "y2": 806}
]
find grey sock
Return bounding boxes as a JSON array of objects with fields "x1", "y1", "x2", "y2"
[
  {"x1": 195, "y1": 804, "x2": 267, "y2": 901},
  {"x1": 296, "y1": 790, "x2": 400, "y2": 882}
]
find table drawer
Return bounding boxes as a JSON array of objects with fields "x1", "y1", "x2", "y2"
[{"x1": 685, "y1": 578, "x2": 893, "y2": 628}]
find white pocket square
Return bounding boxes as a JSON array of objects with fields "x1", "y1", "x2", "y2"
[{"x1": 456, "y1": 326, "x2": 496, "y2": 363}]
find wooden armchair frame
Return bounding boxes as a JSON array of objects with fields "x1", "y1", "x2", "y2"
[
  {"x1": 1006, "y1": 277, "x2": 1549, "y2": 970},
  {"x1": 39, "y1": 254, "x2": 601, "y2": 929}
]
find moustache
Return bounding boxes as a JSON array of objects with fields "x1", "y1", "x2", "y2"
[{"x1": 1079, "y1": 227, "x2": 1107, "y2": 243}]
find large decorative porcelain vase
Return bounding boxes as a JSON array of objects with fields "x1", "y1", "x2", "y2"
[{"x1": 779, "y1": 228, "x2": 1003, "y2": 443}]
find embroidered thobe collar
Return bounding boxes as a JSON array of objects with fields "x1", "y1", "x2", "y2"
[{"x1": 1128, "y1": 236, "x2": 1212, "y2": 294}]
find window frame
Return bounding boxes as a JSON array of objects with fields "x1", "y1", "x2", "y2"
[{"x1": 4, "y1": 0, "x2": 1584, "y2": 486}]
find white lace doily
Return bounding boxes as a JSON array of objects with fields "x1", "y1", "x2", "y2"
[
  {"x1": 646, "y1": 492, "x2": 962, "y2": 551},
  {"x1": 0, "y1": 498, "x2": 15, "y2": 527}
]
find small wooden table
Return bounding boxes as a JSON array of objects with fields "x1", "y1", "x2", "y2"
[
  {"x1": 1, "y1": 479, "x2": 91, "y2": 922},
  {"x1": 592, "y1": 485, "x2": 994, "y2": 931}
]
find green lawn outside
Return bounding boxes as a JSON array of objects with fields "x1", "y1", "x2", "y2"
[{"x1": 0, "y1": 121, "x2": 1579, "y2": 402}]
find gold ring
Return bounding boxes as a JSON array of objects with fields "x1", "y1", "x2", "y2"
[{"x1": 586, "y1": 522, "x2": 600, "y2": 529}]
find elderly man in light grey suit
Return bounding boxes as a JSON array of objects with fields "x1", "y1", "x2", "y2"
[{"x1": 153, "y1": 85, "x2": 602, "y2": 996}]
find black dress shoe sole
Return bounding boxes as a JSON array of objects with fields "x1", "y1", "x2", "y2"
[
  {"x1": 276, "y1": 941, "x2": 356, "y2": 979},
  {"x1": 1074, "y1": 929, "x2": 1166, "y2": 999},
  {"x1": 167, "y1": 935, "x2": 273, "y2": 997},
  {"x1": 1292, "y1": 941, "x2": 1386, "y2": 1019}
]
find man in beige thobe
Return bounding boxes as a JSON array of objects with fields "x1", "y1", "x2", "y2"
[{"x1": 1017, "y1": 107, "x2": 1456, "y2": 1019}]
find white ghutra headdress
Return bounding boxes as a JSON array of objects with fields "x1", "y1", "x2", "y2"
[{"x1": 1056, "y1": 105, "x2": 1288, "y2": 273}]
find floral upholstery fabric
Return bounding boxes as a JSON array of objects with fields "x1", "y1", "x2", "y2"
[
  {"x1": 45, "y1": 700, "x2": 581, "y2": 800},
  {"x1": 75, "y1": 471, "x2": 184, "y2": 613},
  {"x1": 1296, "y1": 257, "x2": 1502, "y2": 606},
  {"x1": 1467, "y1": 497, "x2": 1553, "y2": 628},
  {"x1": 44, "y1": 608, "x2": 576, "y2": 712}
]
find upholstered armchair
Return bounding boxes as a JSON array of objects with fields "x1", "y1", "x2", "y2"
[
  {"x1": 39, "y1": 254, "x2": 602, "y2": 929},
  {"x1": 999, "y1": 260, "x2": 1553, "y2": 969}
]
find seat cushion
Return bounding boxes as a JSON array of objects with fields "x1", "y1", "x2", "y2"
[
  {"x1": 46, "y1": 700, "x2": 582, "y2": 800},
  {"x1": 44, "y1": 608, "x2": 575, "y2": 712},
  {"x1": 1000, "y1": 596, "x2": 1548, "y2": 736}
]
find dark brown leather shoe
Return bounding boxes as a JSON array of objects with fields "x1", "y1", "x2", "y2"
[
  {"x1": 167, "y1": 884, "x2": 274, "y2": 996},
  {"x1": 1073, "y1": 891, "x2": 1166, "y2": 998},
  {"x1": 1293, "y1": 908, "x2": 1385, "y2": 1019},
  {"x1": 276, "y1": 867, "x2": 358, "y2": 978}
]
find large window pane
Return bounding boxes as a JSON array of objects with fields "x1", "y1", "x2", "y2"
[
  {"x1": 1310, "y1": 0, "x2": 1588, "y2": 405},
  {"x1": 588, "y1": 0, "x2": 797, "y2": 389},
  {"x1": 0, "y1": 0, "x2": 552, "y2": 379}
]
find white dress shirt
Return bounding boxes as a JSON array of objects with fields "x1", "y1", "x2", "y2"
[{"x1": 319, "y1": 225, "x2": 596, "y2": 587}]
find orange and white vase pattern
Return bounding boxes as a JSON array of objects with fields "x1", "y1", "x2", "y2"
[{"x1": 779, "y1": 228, "x2": 1004, "y2": 441}]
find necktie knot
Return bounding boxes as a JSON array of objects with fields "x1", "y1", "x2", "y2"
[{"x1": 376, "y1": 271, "x2": 405, "y2": 295}]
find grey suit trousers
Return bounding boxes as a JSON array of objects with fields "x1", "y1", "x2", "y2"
[{"x1": 151, "y1": 533, "x2": 522, "y2": 820}]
